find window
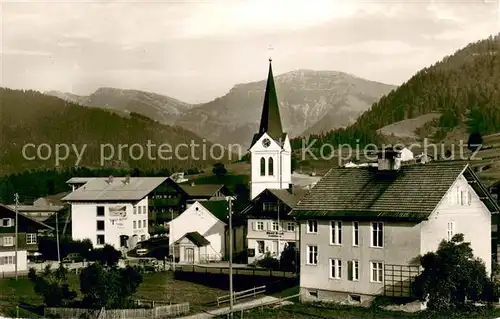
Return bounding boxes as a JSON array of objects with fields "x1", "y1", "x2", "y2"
[
  {"x1": 352, "y1": 222, "x2": 359, "y2": 246},
  {"x1": 143, "y1": 206, "x2": 147, "y2": 214},
  {"x1": 268, "y1": 157, "x2": 274, "y2": 176},
  {"x1": 330, "y1": 221, "x2": 342, "y2": 245},
  {"x1": 256, "y1": 221, "x2": 264, "y2": 231},
  {"x1": 456, "y1": 187, "x2": 460, "y2": 204},
  {"x1": 460, "y1": 190, "x2": 466, "y2": 205},
  {"x1": 2, "y1": 218, "x2": 12, "y2": 227},
  {"x1": 272, "y1": 221, "x2": 279, "y2": 231},
  {"x1": 138, "y1": 220, "x2": 142, "y2": 228},
  {"x1": 307, "y1": 245, "x2": 318, "y2": 265},
  {"x1": 97, "y1": 235, "x2": 105, "y2": 245},
  {"x1": 371, "y1": 222, "x2": 383, "y2": 247},
  {"x1": 307, "y1": 220, "x2": 318, "y2": 233},
  {"x1": 96, "y1": 220, "x2": 105, "y2": 231},
  {"x1": 287, "y1": 222, "x2": 295, "y2": 232},
  {"x1": 96, "y1": 206, "x2": 105, "y2": 217},
  {"x1": 260, "y1": 157, "x2": 266, "y2": 176},
  {"x1": 263, "y1": 202, "x2": 278, "y2": 212},
  {"x1": 0, "y1": 256, "x2": 15, "y2": 265},
  {"x1": 348, "y1": 260, "x2": 359, "y2": 281},
  {"x1": 447, "y1": 221, "x2": 455, "y2": 241},
  {"x1": 138, "y1": 206, "x2": 142, "y2": 214},
  {"x1": 468, "y1": 191, "x2": 472, "y2": 205},
  {"x1": 26, "y1": 233, "x2": 37, "y2": 245},
  {"x1": 330, "y1": 259, "x2": 341, "y2": 279},
  {"x1": 143, "y1": 220, "x2": 147, "y2": 227},
  {"x1": 133, "y1": 221, "x2": 137, "y2": 229},
  {"x1": 257, "y1": 240, "x2": 265, "y2": 253},
  {"x1": 133, "y1": 206, "x2": 137, "y2": 214},
  {"x1": 370, "y1": 262, "x2": 383, "y2": 282},
  {"x1": 2, "y1": 236, "x2": 14, "y2": 246}
]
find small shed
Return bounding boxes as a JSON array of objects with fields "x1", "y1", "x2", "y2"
[{"x1": 173, "y1": 231, "x2": 210, "y2": 264}]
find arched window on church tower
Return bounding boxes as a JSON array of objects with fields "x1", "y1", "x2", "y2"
[
  {"x1": 268, "y1": 157, "x2": 274, "y2": 176},
  {"x1": 260, "y1": 157, "x2": 266, "y2": 176}
]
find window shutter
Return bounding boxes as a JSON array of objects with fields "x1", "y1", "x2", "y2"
[
  {"x1": 10, "y1": 219, "x2": 14, "y2": 227},
  {"x1": 252, "y1": 222, "x2": 256, "y2": 231},
  {"x1": 267, "y1": 221, "x2": 271, "y2": 230},
  {"x1": 347, "y1": 261, "x2": 353, "y2": 281}
]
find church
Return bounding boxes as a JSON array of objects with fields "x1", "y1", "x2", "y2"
[{"x1": 228, "y1": 59, "x2": 306, "y2": 265}]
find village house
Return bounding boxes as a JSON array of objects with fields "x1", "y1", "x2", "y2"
[
  {"x1": 244, "y1": 188, "x2": 304, "y2": 265},
  {"x1": 168, "y1": 200, "x2": 229, "y2": 263},
  {"x1": 291, "y1": 148, "x2": 499, "y2": 306},
  {"x1": 0, "y1": 204, "x2": 53, "y2": 273},
  {"x1": 62, "y1": 176, "x2": 171, "y2": 250}
]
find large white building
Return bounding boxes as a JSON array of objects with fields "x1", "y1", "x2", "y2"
[{"x1": 63, "y1": 176, "x2": 169, "y2": 250}]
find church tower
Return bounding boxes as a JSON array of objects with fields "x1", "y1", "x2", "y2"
[{"x1": 249, "y1": 59, "x2": 292, "y2": 200}]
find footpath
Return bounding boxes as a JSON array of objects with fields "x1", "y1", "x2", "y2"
[{"x1": 177, "y1": 296, "x2": 282, "y2": 319}]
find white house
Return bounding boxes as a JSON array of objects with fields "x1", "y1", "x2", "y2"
[
  {"x1": 168, "y1": 200, "x2": 228, "y2": 263},
  {"x1": 291, "y1": 149, "x2": 499, "y2": 306},
  {"x1": 62, "y1": 176, "x2": 169, "y2": 250},
  {"x1": 249, "y1": 58, "x2": 292, "y2": 200}
]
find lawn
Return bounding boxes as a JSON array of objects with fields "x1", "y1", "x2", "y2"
[
  {"x1": 0, "y1": 271, "x2": 227, "y2": 317},
  {"x1": 219, "y1": 302, "x2": 500, "y2": 319}
]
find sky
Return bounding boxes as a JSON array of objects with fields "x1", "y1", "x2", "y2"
[{"x1": 1, "y1": 0, "x2": 499, "y2": 103}]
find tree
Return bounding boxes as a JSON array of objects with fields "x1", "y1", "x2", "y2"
[
  {"x1": 28, "y1": 264, "x2": 77, "y2": 307},
  {"x1": 212, "y1": 163, "x2": 227, "y2": 177},
  {"x1": 79, "y1": 263, "x2": 143, "y2": 309},
  {"x1": 280, "y1": 243, "x2": 299, "y2": 272},
  {"x1": 413, "y1": 234, "x2": 496, "y2": 312},
  {"x1": 90, "y1": 244, "x2": 122, "y2": 267},
  {"x1": 467, "y1": 131, "x2": 483, "y2": 152}
]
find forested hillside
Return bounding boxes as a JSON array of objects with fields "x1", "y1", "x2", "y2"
[
  {"x1": 0, "y1": 89, "x2": 225, "y2": 175},
  {"x1": 292, "y1": 34, "x2": 500, "y2": 149}
]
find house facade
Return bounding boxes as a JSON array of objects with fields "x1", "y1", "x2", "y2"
[
  {"x1": 245, "y1": 188, "x2": 304, "y2": 264},
  {"x1": 63, "y1": 176, "x2": 170, "y2": 250},
  {"x1": 168, "y1": 200, "x2": 228, "y2": 263},
  {"x1": 0, "y1": 205, "x2": 53, "y2": 272},
  {"x1": 291, "y1": 152, "x2": 498, "y2": 306}
]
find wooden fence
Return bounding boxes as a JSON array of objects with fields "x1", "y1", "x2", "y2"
[
  {"x1": 175, "y1": 264, "x2": 297, "y2": 278},
  {"x1": 44, "y1": 302, "x2": 189, "y2": 318}
]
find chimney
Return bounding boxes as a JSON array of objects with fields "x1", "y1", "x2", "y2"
[
  {"x1": 288, "y1": 183, "x2": 293, "y2": 194},
  {"x1": 377, "y1": 147, "x2": 401, "y2": 171}
]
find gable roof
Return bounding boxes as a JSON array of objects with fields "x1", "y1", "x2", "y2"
[
  {"x1": 62, "y1": 177, "x2": 168, "y2": 201},
  {"x1": 35, "y1": 191, "x2": 71, "y2": 206},
  {"x1": 0, "y1": 204, "x2": 54, "y2": 230},
  {"x1": 179, "y1": 184, "x2": 226, "y2": 198},
  {"x1": 178, "y1": 231, "x2": 210, "y2": 247},
  {"x1": 264, "y1": 189, "x2": 308, "y2": 208},
  {"x1": 199, "y1": 200, "x2": 229, "y2": 222},
  {"x1": 291, "y1": 162, "x2": 499, "y2": 220}
]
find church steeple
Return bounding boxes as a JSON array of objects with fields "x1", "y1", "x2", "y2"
[{"x1": 257, "y1": 58, "x2": 283, "y2": 142}]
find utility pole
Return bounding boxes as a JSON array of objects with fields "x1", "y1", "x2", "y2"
[
  {"x1": 171, "y1": 209, "x2": 175, "y2": 271},
  {"x1": 56, "y1": 212, "x2": 61, "y2": 264},
  {"x1": 14, "y1": 193, "x2": 19, "y2": 280},
  {"x1": 228, "y1": 197, "x2": 234, "y2": 318}
]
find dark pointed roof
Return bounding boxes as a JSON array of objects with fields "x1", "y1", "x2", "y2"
[{"x1": 250, "y1": 59, "x2": 285, "y2": 147}]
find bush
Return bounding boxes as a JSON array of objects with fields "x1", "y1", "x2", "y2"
[
  {"x1": 256, "y1": 252, "x2": 280, "y2": 270},
  {"x1": 89, "y1": 244, "x2": 122, "y2": 266},
  {"x1": 28, "y1": 264, "x2": 77, "y2": 307}
]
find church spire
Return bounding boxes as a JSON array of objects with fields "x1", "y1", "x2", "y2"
[{"x1": 258, "y1": 58, "x2": 283, "y2": 141}]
